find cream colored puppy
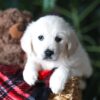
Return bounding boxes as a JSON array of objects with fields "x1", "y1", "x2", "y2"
[{"x1": 21, "y1": 15, "x2": 92, "y2": 94}]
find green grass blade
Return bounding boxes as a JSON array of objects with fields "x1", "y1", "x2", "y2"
[
  {"x1": 55, "y1": 6, "x2": 72, "y2": 18},
  {"x1": 82, "y1": 21, "x2": 100, "y2": 33},
  {"x1": 93, "y1": 61, "x2": 100, "y2": 68},
  {"x1": 86, "y1": 46, "x2": 100, "y2": 53},
  {"x1": 42, "y1": 0, "x2": 56, "y2": 12},
  {"x1": 80, "y1": 0, "x2": 99, "y2": 22},
  {"x1": 82, "y1": 35, "x2": 96, "y2": 45}
]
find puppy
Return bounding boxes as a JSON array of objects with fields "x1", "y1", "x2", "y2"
[{"x1": 21, "y1": 15, "x2": 92, "y2": 94}]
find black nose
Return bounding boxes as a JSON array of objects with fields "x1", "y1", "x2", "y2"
[{"x1": 45, "y1": 49, "x2": 54, "y2": 57}]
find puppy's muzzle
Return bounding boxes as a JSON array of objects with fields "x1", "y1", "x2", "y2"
[{"x1": 44, "y1": 49, "x2": 54, "y2": 59}]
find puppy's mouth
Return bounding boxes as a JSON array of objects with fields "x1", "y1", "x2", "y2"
[
  {"x1": 43, "y1": 55, "x2": 57, "y2": 61},
  {"x1": 44, "y1": 56, "x2": 52, "y2": 60}
]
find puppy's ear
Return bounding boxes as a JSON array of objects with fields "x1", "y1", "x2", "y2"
[
  {"x1": 20, "y1": 25, "x2": 33, "y2": 56},
  {"x1": 67, "y1": 31, "x2": 79, "y2": 57}
]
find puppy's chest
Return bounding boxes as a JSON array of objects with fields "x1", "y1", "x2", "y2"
[
  {"x1": 39, "y1": 59, "x2": 68, "y2": 70},
  {"x1": 40, "y1": 61, "x2": 59, "y2": 70},
  {"x1": 39, "y1": 58, "x2": 76, "y2": 70}
]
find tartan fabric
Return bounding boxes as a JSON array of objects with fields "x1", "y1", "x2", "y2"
[{"x1": 0, "y1": 65, "x2": 53, "y2": 100}]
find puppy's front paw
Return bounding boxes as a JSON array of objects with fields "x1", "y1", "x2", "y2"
[
  {"x1": 23, "y1": 70, "x2": 38, "y2": 86},
  {"x1": 50, "y1": 73, "x2": 65, "y2": 94}
]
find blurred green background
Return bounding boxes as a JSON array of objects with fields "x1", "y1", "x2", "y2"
[{"x1": 0, "y1": 0, "x2": 100, "y2": 99}]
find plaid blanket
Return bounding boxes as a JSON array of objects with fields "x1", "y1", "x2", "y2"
[{"x1": 0, "y1": 65, "x2": 53, "y2": 100}]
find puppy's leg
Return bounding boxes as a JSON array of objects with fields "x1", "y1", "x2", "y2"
[
  {"x1": 23, "y1": 58, "x2": 38, "y2": 86},
  {"x1": 50, "y1": 67, "x2": 70, "y2": 94}
]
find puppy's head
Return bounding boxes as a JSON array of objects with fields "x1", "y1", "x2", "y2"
[{"x1": 21, "y1": 15, "x2": 79, "y2": 61}]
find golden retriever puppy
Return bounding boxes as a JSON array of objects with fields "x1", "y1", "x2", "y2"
[{"x1": 21, "y1": 15, "x2": 92, "y2": 94}]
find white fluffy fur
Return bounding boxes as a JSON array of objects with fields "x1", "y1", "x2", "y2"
[{"x1": 21, "y1": 15, "x2": 92, "y2": 94}]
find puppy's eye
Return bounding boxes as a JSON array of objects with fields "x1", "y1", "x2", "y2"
[
  {"x1": 38, "y1": 35, "x2": 44, "y2": 41},
  {"x1": 55, "y1": 36, "x2": 62, "y2": 43}
]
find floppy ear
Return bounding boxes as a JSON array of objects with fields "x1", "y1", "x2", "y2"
[
  {"x1": 67, "y1": 31, "x2": 79, "y2": 57},
  {"x1": 20, "y1": 26, "x2": 33, "y2": 56}
]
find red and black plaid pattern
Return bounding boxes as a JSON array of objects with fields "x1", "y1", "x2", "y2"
[{"x1": 0, "y1": 65, "x2": 53, "y2": 100}]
